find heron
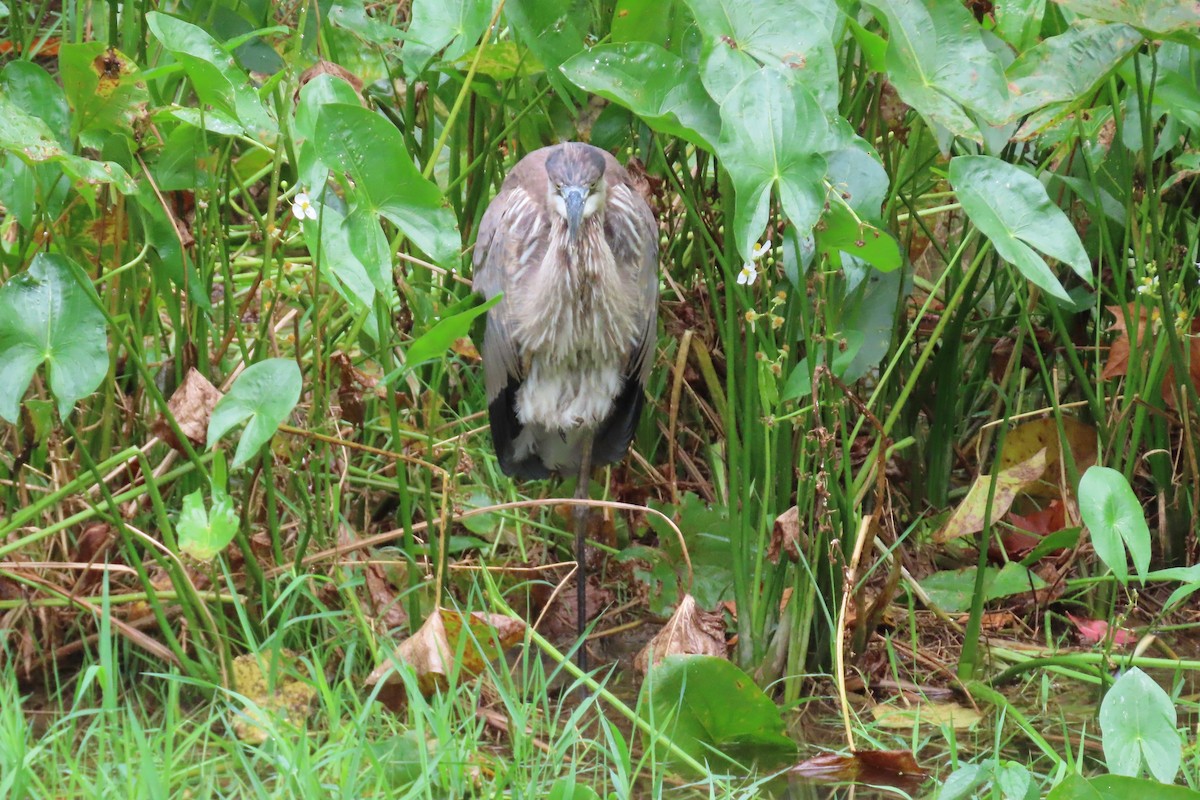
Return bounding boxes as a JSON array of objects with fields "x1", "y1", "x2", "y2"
[{"x1": 473, "y1": 142, "x2": 658, "y2": 667}]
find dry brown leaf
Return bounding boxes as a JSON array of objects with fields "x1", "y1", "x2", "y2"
[
  {"x1": 153, "y1": 368, "x2": 222, "y2": 451},
  {"x1": 366, "y1": 609, "x2": 526, "y2": 711},
  {"x1": 229, "y1": 649, "x2": 317, "y2": 744},
  {"x1": 768, "y1": 505, "x2": 804, "y2": 564},
  {"x1": 635, "y1": 594, "x2": 727, "y2": 673},
  {"x1": 451, "y1": 337, "x2": 481, "y2": 361},
  {"x1": 790, "y1": 749, "x2": 928, "y2": 784},
  {"x1": 1104, "y1": 304, "x2": 1200, "y2": 409},
  {"x1": 936, "y1": 448, "x2": 1048, "y2": 543},
  {"x1": 337, "y1": 525, "x2": 407, "y2": 630}
]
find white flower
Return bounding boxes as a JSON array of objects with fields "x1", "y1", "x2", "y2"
[
  {"x1": 1136, "y1": 275, "x2": 1158, "y2": 296},
  {"x1": 737, "y1": 262, "x2": 758, "y2": 285},
  {"x1": 751, "y1": 241, "x2": 771, "y2": 260},
  {"x1": 291, "y1": 191, "x2": 317, "y2": 221}
]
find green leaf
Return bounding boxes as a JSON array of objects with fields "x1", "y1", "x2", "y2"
[
  {"x1": 314, "y1": 103, "x2": 460, "y2": 265},
  {"x1": 918, "y1": 564, "x2": 1047, "y2": 613},
  {"x1": 0, "y1": 253, "x2": 108, "y2": 422},
  {"x1": 717, "y1": 68, "x2": 831, "y2": 261},
  {"x1": 59, "y1": 43, "x2": 149, "y2": 147},
  {"x1": 1, "y1": 61, "x2": 69, "y2": 145},
  {"x1": 545, "y1": 779, "x2": 601, "y2": 800},
  {"x1": 1078, "y1": 466, "x2": 1151, "y2": 585},
  {"x1": 1005, "y1": 22, "x2": 1141, "y2": 119},
  {"x1": 863, "y1": 0, "x2": 1010, "y2": 137},
  {"x1": 1056, "y1": 0, "x2": 1199, "y2": 35},
  {"x1": 146, "y1": 12, "x2": 277, "y2": 140},
  {"x1": 561, "y1": 43, "x2": 721, "y2": 151},
  {"x1": 0, "y1": 93, "x2": 136, "y2": 194},
  {"x1": 649, "y1": 493, "x2": 735, "y2": 609},
  {"x1": 1100, "y1": 667, "x2": 1180, "y2": 783},
  {"x1": 177, "y1": 487, "x2": 240, "y2": 561},
  {"x1": 949, "y1": 155, "x2": 1092, "y2": 304},
  {"x1": 403, "y1": 0, "x2": 491, "y2": 77},
  {"x1": 683, "y1": 0, "x2": 840, "y2": 112},
  {"x1": 404, "y1": 294, "x2": 500, "y2": 369},
  {"x1": 641, "y1": 655, "x2": 797, "y2": 768},
  {"x1": 1087, "y1": 776, "x2": 1200, "y2": 800},
  {"x1": 207, "y1": 358, "x2": 302, "y2": 468},
  {"x1": 504, "y1": 0, "x2": 590, "y2": 84}
]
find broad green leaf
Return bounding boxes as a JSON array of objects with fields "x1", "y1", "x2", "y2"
[
  {"x1": 404, "y1": 294, "x2": 500, "y2": 369},
  {"x1": 403, "y1": 0, "x2": 491, "y2": 77},
  {"x1": 611, "y1": 0, "x2": 690, "y2": 48},
  {"x1": 0, "y1": 254, "x2": 109, "y2": 422},
  {"x1": 949, "y1": 155, "x2": 1092, "y2": 304},
  {"x1": 1, "y1": 61, "x2": 68, "y2": 145},
  {"x1": 1006, "y1": 22, "x2": 1141, "y2": 119},
  {"x1": 1086, "y1": 776, "x2": 1200, "y2": 800},
  {"x1": 504, "y1": 0, "x2": 589, "y2": 95},
  {"x1": 177, "y1": 487, "x2": 240, "y2": 561},
  {"x1": 561, "y1": 43, "x2": 720, "y2": 151},
  {"x1": 0, "y1": 93, "x2": 136, "y2": 194},
  {"x1": 863, "y1": 0, "x2": 1010, "y2": 137},
  {"x1": 58, "y1": 43, "x2": 149, "y2": 147},
  {"x1": 650, "y1": 493, "x2": 735, "y2": 609},
  {"x1": 1057, "y1": 0, "x2": 1199, "y2": 35},
  {"x1": 146, "y1": 12, "x2": 277, "y2": 140},
  {"x1": 207, "y1": 359, "x2": 303, "y2": 468},
  {"x1": 546, "y1": 779, "x2": 601, "y2": 800},
  {"x1": 642, "y1": 655, "x2": 797, "y2": 768},
  {"x1": 918, "y1": 563, "x2": 1047, "y2": 613},
  {"x1": 1100, "y1": 668, "x2": 1180, "y2": 782},
  {"x1": 717, "y1": 69, "x2": 831, "y2": 261},
  {"x1": 453, "y1": 41, "x2": 545, "y2": 80},
  {"x1": 816, "y1": 202, "x2": 902, "y2": 272},
  {"x1": 994, "y1": 0, "x2": 1047, "y2": 51},
  {"x1": 305, "y1": 201, "x2": 381, "y2": 315},
  {"x1": 683, "y1": 0, "x2": 839, "y2": 112},
  {"x1": 1078, "y1": 466, "x2": 1151, "y2": 584},
  {"x1": 314, "y1": 103, "x2": 460, "y2": 265}
]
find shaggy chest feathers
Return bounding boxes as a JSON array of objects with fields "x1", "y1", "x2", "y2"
[{"x1": 509, "y1": 211, "x2": 643, "y2": 431}]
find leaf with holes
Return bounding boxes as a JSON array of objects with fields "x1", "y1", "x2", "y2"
[
  {"x1": 0, "y1": 253, "x2": 108, "y2": 423},
  {"x1": 207, "y1": 359, "x2": 302, "y2": 468}
]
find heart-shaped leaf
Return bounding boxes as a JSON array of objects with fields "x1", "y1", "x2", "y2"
[
  {"x1": 146, "y1": 12, "x2": 277, "y2": 140},
  {"x1": 207, "y1": 359, "x2": 302, "y2": 468},
  {"x1": 1100, "y1": 667, "x2": 1180, "y2": 782},
  {"x1": 950, "y1": 155, "x2": 1093, "y2": 303},
  {"x1": 315, "y1": 103, "x2": 460, "y2": 265},
  {"x1": 177, "y1": 486, "x2": 240, "y2": 561},
  {"x1": 863, "y1": 0, "x2": 1009, "y2": 137},
  {"x1": 1056, "y1": 0, "x2": 1200, "y2": 35},
  {"x1": 0, "y1": 253, "x2": 108, "y2": 422},
  {"x1": 1078, "y1": 466, "x2": 1150, "y2": 584},
  {"x1": 717, "y1": 68, "x2": 832, "y2": 262}
]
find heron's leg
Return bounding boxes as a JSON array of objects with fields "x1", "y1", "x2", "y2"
[{"x1": 573, "y1": 436, "x2": 593, "y2": 671}]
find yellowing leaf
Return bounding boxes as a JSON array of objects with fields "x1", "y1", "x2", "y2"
[
  {"x1": 999, "y1": 417, "x2": 1097, "y2": 498},
  {"x1": 936, "y1": 448, "x2": 1048, "y2": 543},
  {"x1": 871, "y1": 700, "x2": 982, "y2": 730}
]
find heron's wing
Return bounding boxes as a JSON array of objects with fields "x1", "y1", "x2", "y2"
[
  {"x1": 594, "y1": 183, "x2": 659, "y2": 466},
  {"x1": 473, "y1": 182, "x2": 528, "y2": 402}
]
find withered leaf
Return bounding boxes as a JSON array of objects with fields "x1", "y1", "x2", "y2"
[
  {"x1": 936, "y1": 448, "x2": 1048, "y2": 543},
  {"x1": 153, "y1": 368, "x2": 222, "y2": 451},
  {"x1": 635, "y1": 594, "x2": 727, "y2": 673}
]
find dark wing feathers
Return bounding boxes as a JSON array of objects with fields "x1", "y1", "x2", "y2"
[{"x1": 475, "y1": 144, "x2": 657, "y2": 477}]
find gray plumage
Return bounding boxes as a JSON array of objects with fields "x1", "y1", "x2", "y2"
[{"x1": 473, "y1": 142, "x2": 659, "y2": 479}]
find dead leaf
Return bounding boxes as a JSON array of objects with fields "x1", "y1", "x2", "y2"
[
  {"x1": 790, "y1": 750, "x2": 928, "y2": 785},
  {"x1": 336, "y1": 525, "x2": 408, "y2": 630},
  {"x1": 998, "y1": 417, "x2": 1097, "y2": 499},
  {"x1": 451, "y1": 337, "x2": 481, "y2": 361},
  {"x1": 768, "y1": 505, "x2": 804, "y2": 564},
  {"x1": 153, "y1": 368, "x2": 222, "y2": 451},
  {"x1": 1067, "y1": 613, "x2": 1137, "y2": 647},
  {"x1": 936, "y1": 448, "x2": 1049, "y2": 543},
  {"x1": 366, "y1": 609, "x2": 526, "y2": 711},
  {"x1": 871, "y1": 700, "x2": 982, "y2": 730},
  {"x1": 230, "y1": 649, "x2": 317, "y2": 744},
  {"x1": 1104, "y1": 304, "x2": 1200, "y2": 410},
  {"x1": 635, "y1": 594, "x2": 727, "y2": 673}
]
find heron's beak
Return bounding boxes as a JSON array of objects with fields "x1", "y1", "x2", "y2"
[{"x1": 563, "y1": 186, "x2": 587, "y2": 243}]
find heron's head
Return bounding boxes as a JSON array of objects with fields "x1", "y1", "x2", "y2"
[{"x1": 545, "y1": 144, "x2": 607, "y2": 244}]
